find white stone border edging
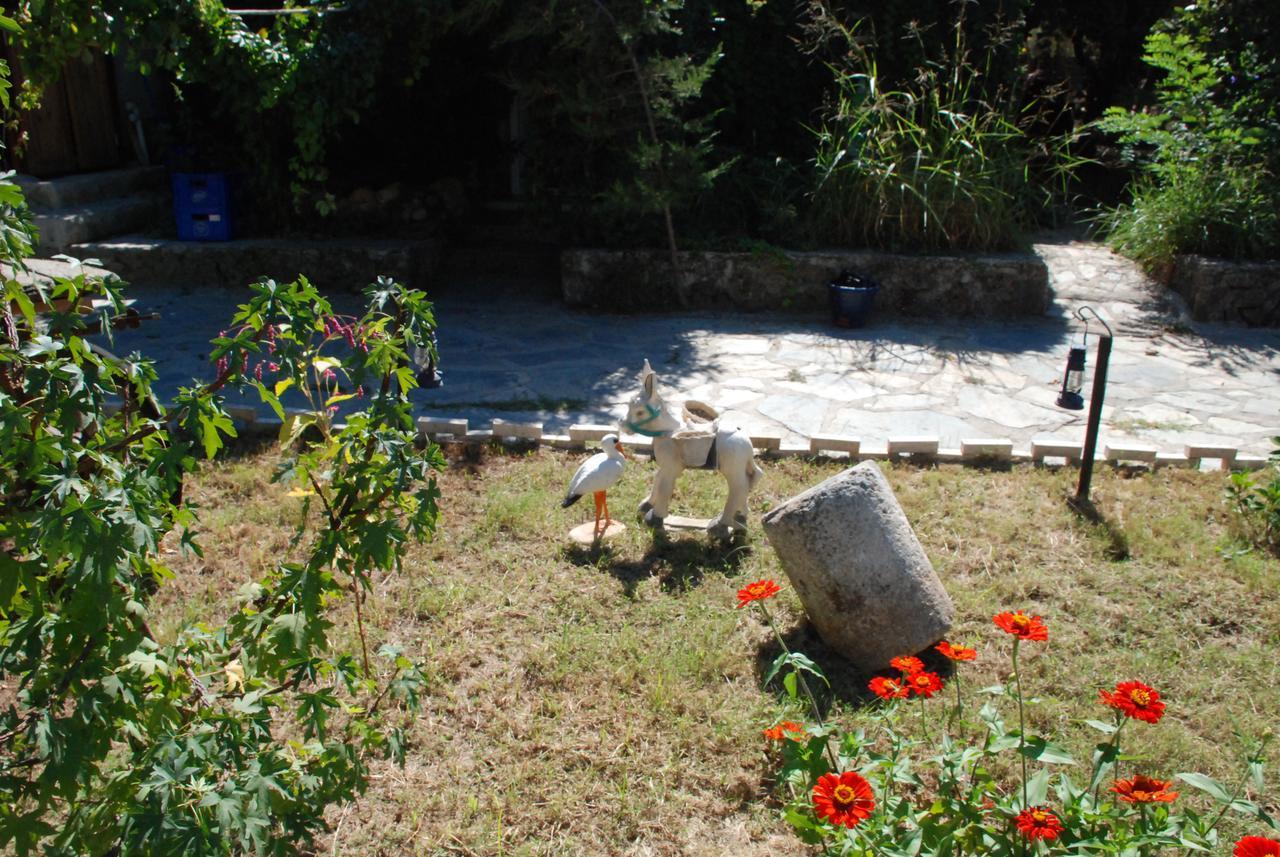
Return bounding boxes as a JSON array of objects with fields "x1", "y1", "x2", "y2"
[{"x1": 200, "y1": 407, "x2": 1268, "y2": 473}]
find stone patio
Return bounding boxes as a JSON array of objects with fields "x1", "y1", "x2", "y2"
[{"x1": 56, "y1": 233, "x2": 1280, "y2": 462}]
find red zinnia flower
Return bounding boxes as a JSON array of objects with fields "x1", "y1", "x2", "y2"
[
  {"x1": 763, "y1": 720, "x2": 805, "y2": 741},
  {"x1": 1099, "y1": 681, "x2": 1166, "y2": 724},
  {"x1": 736, "y1": 579, "x2": 781, "y2": 608},
  {"x1": 890, "y1": 655, "x2": 925, "y2": 675},
  {"x1": 1015, "y1": 806, "x2": 1063, "y2": 841},
  {"x1": 935, "y1": 640, "x2": 978, "y2": 661},
  {"x1": 1110, "y1": 774, "x2": 1178, "y2": 804},
  {"x1": 993, "y1": 611, "x2": 1049, "y2": 641},
  {"x1": 1235, "y1": 837, "x2": 1280, "y2": 857},
  {"x1": 812, "y1": 771, "x2": 875, "y2": 829},
  {"x1": 906, "y1": 671, "x2": 943, "y2": 698},
  {"x1": 869, "y1": 675, "x2": 910, "y2": 699}
]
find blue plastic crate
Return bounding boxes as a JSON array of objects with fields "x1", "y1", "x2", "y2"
[
  {"x1": 172, "y1": 172, "x2": 233, "y2": 241},
  {"x1": 179, "y1": 211, "x2": 232, "y2": 241}
]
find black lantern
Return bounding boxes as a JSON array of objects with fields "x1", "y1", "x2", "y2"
[{"x1": 1056, "y1": 345, "x2": 1086, "y2": 410}]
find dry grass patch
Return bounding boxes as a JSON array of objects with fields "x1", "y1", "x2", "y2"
[{"x1": 156, "y1": 443, "x2": 1280, "y2": 854}]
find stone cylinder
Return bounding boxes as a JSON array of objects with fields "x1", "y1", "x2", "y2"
[{"x1": 761, "y1": 461, "x2": 954, "y2": 670}]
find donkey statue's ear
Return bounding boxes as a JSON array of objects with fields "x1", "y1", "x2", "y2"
[{"x1": 641, "y1": 359, "x2": 656, "y2": 400}]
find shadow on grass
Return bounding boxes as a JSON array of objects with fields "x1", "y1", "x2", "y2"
[
  {"x1": 1067, "y1": 494, "x2": 1131, "y2": 561},
  {"x1": 562, "y1": 533, "x2": 751, "y2": 598},
  {"x1": 752, "y1": 620, "x2": 958, "y2": 715}
]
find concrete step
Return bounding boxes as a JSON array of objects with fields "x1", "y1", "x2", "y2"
[
  {"x1": 17, "y1": 166, "x2": 168, "y2": 210},
  {"x1": 70, "y1": 235, "x2": 442, "y2": 292},
  {"x1": 34, "y1": 192, "x2": 171, "y2": 254}
]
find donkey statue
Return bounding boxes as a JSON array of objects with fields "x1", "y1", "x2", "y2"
[{"x1": 621, "y1": 360, "x2": 764, "y2": 539}]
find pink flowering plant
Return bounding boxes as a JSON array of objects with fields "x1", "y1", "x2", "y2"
[{"x1": 740, "y1": 585, "x2": 1277, "y2": 855}]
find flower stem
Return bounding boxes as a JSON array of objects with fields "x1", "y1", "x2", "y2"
[
  {"x1": 758, "y1": 604, "x2": 839, "y2": 770},
  {"x1": 1090, "y1": 715, "x2": 1126, "y2": 806},
  {"x1": 1012, "y1": 638, "x2": 1028, "y2": 808},
  {"x1": 760, "y1": 607, "x2": 822, "y2": 724},
  {"x1": 953, "y1": 670, "x2": 964, "y2": 723},
  {"x1": 1203, "y1": 737, "x2": 1271, "y2": 837}
]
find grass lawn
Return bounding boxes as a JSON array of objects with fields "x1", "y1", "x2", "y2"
[{"x1": 154, "y1": 441, "x2": 1280, "y2": 855}]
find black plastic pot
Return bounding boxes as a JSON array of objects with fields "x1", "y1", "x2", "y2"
[{"x1": 827, "y1": 270, "x2": 880, "y2": 328}]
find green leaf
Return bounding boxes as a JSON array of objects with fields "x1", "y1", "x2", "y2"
[
  {"x1": 762, "y1": 651, "x2": 829, "y2": 687},
  {"x1": 783, "y1": 671, "x2": 798, "y2": 700},
  {"x1": 986, "y1": 732, "x2": 1022, "y2": 753},
  {"x1": 127, "y1": 650, "x2": 167, "y2": 676},
  {"x1": 279, "y1": 412, "x2": 317, "y2": 446},
  {"x1": 1021, "y1": 737, "x2": 1077, "y2": 765},
  {"x1": 1176, "y1": 772, "x2": 1233, "y2": 804},
  {"x1": 1025, "y1": 768, "x2": 1051, "y2": 806},
  {"x1": 1084, "y1": 719, "x2": 1118, "y2": 735}
]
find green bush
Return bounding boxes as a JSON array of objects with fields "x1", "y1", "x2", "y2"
[
  {"x1": 1, "y1": 29, "x2": 445, "y2": 850},
  {"x1": 1095, "y1": 14, "x2": 1280, "y2": 270}
]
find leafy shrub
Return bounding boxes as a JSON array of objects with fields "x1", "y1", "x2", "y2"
[
  {"x1": 1095, "y1": 16, "x2": 1280, "y2": 270},
  {"x1": 1226, "y1": 438, "x2": 1280, "y2": 555},
  {"x1": 0, "y1": 43, "x2": 444, "y2": 849}
]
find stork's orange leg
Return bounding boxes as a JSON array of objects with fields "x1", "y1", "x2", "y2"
[{"x1": 593, "y1": 491, "x2": 607, "y2": 538}]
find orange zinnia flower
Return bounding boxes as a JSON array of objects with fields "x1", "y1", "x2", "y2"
[
  {"x1": 906, "y1": 671, "x2": 943, "y2": 698},
  {"x1": 736, "y1": 579, "x2": 781, "y2": 608},
  {"x1": 890, "y1": 655, "x2": 924, "y2": 675},
  {"x1": 1110, "y1": 774, "x2": 1178, "y2": 804},
  {"x1": 1015, "y1": 806, "x2": 1063, "y2": 841},
  {"x1": 993, "y1": 611, "x2": 1049, "y2": 641},
  {"x1": 812, "y1": 771, "x2": 875, "y2": 828},
  {"x1": 1099, "y1": 681, "x2": 1166, "y2": 724},
  {"x1": 763, "y1": 720, "x2": 805, "y2": 741},
  {"x1": 935, "y1": 640, "x2": 978, "y2": 661},
  {"x1": 1235, "y1": 837, "x2": 1280, "y2": 857},
  {"x1": 869, "y1": 675, "x2": 909, "y2": 699}
]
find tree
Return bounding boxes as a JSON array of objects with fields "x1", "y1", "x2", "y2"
[{"x1": 1, "y1": 20, "x2": 444, "y2": 850}]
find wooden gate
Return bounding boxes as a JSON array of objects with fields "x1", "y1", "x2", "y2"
[{"x1": 5, "y1": 49, "x2": 124, "y2": 178}]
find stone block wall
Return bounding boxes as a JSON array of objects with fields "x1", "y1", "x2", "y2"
[
  {"x1": 72, "y1": 238, "x2": 441, "y2": 292},
  {"x1": 1169, "y1": 255, "x2": 1280, "y2": 326},
  {"x1": 561, "y1": 248, "x2": 1050, "y2": 318}
]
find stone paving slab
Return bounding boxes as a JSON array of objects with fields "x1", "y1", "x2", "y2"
[{"x1": 72, "y1": 237, "x2": 1280, "y2": 459}]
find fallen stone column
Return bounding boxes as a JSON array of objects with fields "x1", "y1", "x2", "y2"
[{"x1": 761, "y1": 461, "x2": 954, "y2": 671}]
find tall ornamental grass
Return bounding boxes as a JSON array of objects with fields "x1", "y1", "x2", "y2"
[{"x1": 810, "y1": 14, "x2": 1080, "y2": 253}]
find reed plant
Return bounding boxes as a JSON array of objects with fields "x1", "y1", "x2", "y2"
[{"x1": 809, "y1": 12, "x2": 1080, "y2": 253}]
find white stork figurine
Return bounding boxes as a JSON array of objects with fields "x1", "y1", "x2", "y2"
[{"x1": 562, "y1": 433, "x2": 628, "y2": 540}]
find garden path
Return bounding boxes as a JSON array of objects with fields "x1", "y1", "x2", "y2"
[{"x1": 68, "y1": 235, "x2": 1280, "y2": 459}]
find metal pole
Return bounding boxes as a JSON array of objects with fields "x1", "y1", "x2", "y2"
[{"x1": 1073, "y1": 307, "x2": 1113, "y2": 507}]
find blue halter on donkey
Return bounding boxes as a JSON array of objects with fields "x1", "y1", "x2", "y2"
[{"x1": 620, "y1": 360, "x2": 763, "y2": 538}]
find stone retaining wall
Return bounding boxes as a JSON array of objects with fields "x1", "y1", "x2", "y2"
[
  {"x1": 1169, "y1": 255, "x2": 1280, "y2": 326},
  {"x1": 71, "y1": 238, "x2": 441, "y2": 292},
  {"x1": 562, "y1": 248, "x2": 1050, "y2": 318}
]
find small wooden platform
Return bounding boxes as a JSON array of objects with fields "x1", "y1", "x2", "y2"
[
  {"x1": 568, "y1": 520, "x2": 627, "y2": 545},
  {"x1": 663, "y1": 515, "x2": 716, "y2": 532}
]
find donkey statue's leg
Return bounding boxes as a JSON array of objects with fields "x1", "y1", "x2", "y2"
[
  {"x1": 641, "y1": 437, "x2": 682, "y2": 528},
  {"x1": 709, "y1": 429, "x2": 763, "y2": 539}
]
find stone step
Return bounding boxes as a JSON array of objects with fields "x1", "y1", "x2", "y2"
[
  {"x1": 70, "y1": 235, "x2": 442, "y2": 291},
  {"x1": 34, "y1": 192, "x2": 170, "y2": 254},
  {"x1": 17, "y1": 166, "x2": 168, "y2": 211}
]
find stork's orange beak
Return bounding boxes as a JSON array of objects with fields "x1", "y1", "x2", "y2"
[{"x1": 616, "y1": 441, "x2": 629, "y2": 459}]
